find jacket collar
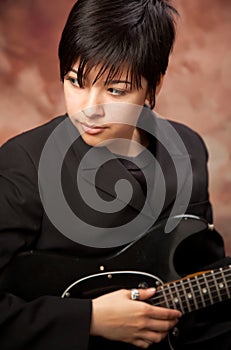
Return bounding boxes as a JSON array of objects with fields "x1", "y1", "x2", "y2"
[{"x1": 63, "y1": 110, "x2": 192, "y2": 220}]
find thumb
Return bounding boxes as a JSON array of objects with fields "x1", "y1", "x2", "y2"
[{"x1": 131, "y1": 287, "x2": 156, "y2": 301}]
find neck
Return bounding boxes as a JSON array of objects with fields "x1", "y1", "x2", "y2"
[
  {"x1": 105, "y1": 129, "x2": 149, "y2": 157},
  {"x1": 149, "y1": 265, "x2": 231, "y2": 315}
]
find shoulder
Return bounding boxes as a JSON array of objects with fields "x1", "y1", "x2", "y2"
[
  {"x1": 167, "y1": 119, "x2": 209, "y2": 161},
  {"x1": 141, "y1": 109, "x2": 209, "y2": 161},
  {"x1": 3, "y1": 114, "x2": 67, "y2": 148},
  {"x1": 0, "y1": 115, "x2": 67, "y2": 168},
  {"x1": 166, "y1": 119, "x2": 212, "y2": 219}
]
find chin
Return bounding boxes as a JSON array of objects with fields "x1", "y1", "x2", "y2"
[{"x1": 81, "y1": 134, "x2": 105, "y2": 147}]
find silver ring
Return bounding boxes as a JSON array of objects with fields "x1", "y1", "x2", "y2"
[{"x1": 130, "y1": 288, "x2": 140, "y2": 300}]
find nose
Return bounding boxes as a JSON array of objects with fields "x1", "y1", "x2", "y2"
[{"x1": 83, "y1": 91, "x2": 105, "y2": 119}]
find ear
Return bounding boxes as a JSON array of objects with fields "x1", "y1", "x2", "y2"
[{"x1": 145, "y1": 74, "x2": 165, "y2": 106}]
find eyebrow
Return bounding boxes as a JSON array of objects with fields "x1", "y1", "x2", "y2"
[
  {"x1": 107, "y1": 80, "x2": 132, "y2": 85},
  {"x1": 70, "y1": 69, "x2": 132, "y2": 85}
]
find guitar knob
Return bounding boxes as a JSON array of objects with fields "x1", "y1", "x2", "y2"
[
  {"x1": 171, "y1": 327, "x2": 179, "y2": 338},
  {"x1": 138, "y1": 282, "x2": 149, "y2": 289},
  {"x1": 208, "y1": 223, "x2": 214, "y2": 231}
]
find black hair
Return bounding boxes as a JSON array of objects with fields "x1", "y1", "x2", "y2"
[{"x1": 58, "y1": 0, "x2": 178, "y2": 109}]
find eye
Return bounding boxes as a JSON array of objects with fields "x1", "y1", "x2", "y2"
[
  {"x1": 107, "y1": 87, "x2": 126, "y2": 96},
  {"x1": 67, "y1": 76, "x2": 80, "y2": 87}
]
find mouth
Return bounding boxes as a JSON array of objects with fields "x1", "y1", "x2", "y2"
[{"x1": 80, "y1": 122, "x2": 107, "y2": 135}]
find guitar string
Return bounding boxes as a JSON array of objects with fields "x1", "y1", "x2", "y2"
[
  {"x1": 165, "y1": 277, "x2": 231, "y2": 296},
  {"x1": 149, "y1": 283, "x2": 231, "y2": 310},
  {"x1": 158, "y1": 269, "x2": 231, "y2": 292},
  {"x1": 164, "y1": 273, "x2": 231, "y2": 294},
  {"x1": 155, "y1": 272, "x2": 231, "y2": 296},
  {"x1": 152, "y1": 274, "x2": 231, "y2": 299},
  {"x1": 154, "y1": 285, "x2": 231, "y2": 301},
  {"x1": 153, "y1": 282, "x2": 231, "y2": 301},
  {"x1": 150, "y1": 294, "x2": 230, "y2": 310},
  {"x1": 147, "y1": 270, "x2": 231, "y2": 309},
  {"x1": 149, "y1": 288, "x2": 231, "y2": 310}
]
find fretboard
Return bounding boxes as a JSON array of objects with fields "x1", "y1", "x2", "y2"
[{"x1": 150, "y1": 265, "x2": 231, "y2": 314}]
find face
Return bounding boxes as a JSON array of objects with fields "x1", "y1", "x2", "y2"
[{"x1": 63, "y1": 62, "x2": 150, "y2": 151}]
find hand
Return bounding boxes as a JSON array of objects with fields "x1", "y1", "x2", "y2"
[{"x1": 90, "y1": 288, "x2": 182, "y2": 348}]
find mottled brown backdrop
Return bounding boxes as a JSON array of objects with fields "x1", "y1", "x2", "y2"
[{"x1": 0, "y1": 0, "x2": 230, "y2": 254}]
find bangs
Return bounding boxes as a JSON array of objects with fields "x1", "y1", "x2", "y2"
[{"x1": 70, "y1": 48, "x2": 144, "y2": 90}]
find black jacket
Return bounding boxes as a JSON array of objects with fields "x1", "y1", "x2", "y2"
[{"x1": 0, "y1": 114, "x2": 230, "y2": 350}]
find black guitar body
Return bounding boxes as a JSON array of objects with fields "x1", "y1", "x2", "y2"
[
  {"x1": 0, "y1": 215, "x2": 227, "y2": 349},
  {"x1": 0, "y1": 215, "x2": 220, "y2": 300}
]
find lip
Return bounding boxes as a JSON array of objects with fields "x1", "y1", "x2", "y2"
[{"x1": 80, "y1": 122, "x2": 107, "y2": 135}]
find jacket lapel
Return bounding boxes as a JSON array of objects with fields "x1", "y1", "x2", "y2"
[
  {"x1": 64, "y1": 112, "x2": 193, "y2": 224},
  {"x1": 78, "y1": 145, "x2": 148, "y2": 214}
]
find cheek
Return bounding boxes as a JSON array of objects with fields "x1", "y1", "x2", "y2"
[
  {"x1": 105, "y1": 103, "x2": 142, "y2": 126},
  {"x1": 113, "y1": 124, "x2": 134, "y2": 138},
  {"x1": 63, "y1": 86, "x2": 72, "y2": 110},
  {"x1": 64, "y1": 90, "x2": 82, "y2": 116}
]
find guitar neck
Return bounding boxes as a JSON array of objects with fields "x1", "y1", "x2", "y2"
[{"x1": 151, "y1": 265, "x2": 231, "y2": 314}]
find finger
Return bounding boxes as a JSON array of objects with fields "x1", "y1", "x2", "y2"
[
  {"x1": 139, "y1": 330, "x2": 168, "y2": 344},
  {"x1": 133, "y1": 339, "x2": 153, "y2": 349},
  {"x1": 126, "y1": 288, "x2": 182, "y2": 320},
  {"x1": 139, "y1": 287, "x2": 156, "y2": 300},
  {"x1": 147, "y1": 305, "x2": 182, "y2": 320},
  {"x1": 127, "y1": 287, "x2": 156, "y2": 301},
  {"x1": 145, "y1": 317, "x2": 179, "y2": 332}
]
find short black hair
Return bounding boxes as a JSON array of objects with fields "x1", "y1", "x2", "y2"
[{"x1": 58, "y1": 0, "x2": 178, "y2": 109}]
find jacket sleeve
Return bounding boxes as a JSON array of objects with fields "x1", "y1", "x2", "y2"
[
  {"x1": 0, "y1": 139, "x2": 92, "y2": 350},
  {"x1": 184, "y1": 127, "x2": 213, "y2": 223},
  {"x1": 171, "y1": 126, "x2": 231, "y2": 349}
]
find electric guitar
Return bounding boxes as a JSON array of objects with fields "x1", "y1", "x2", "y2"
[
  {"x1": 0, "y1": 215, "x2": 230, "y2": 349},
  {"x1": 62, "y1": 266, "x2": 231, "y2": 313},
  {"x1": 61, "y1": 266, "x2": 231, "y2": 349}
]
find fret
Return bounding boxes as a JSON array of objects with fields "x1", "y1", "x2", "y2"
[
  {"x1": 200, "y1": 274, "x2": 211, "y2": 306},
  {"x1": 172, "y1": 282, "x2": 185, "y2": 313},
  {"x1": 159, "y1": 285, "x2": 171, "y2": 309},
  {"x1": 202, "y1": 272, "x2": 213, "y2": 306},
  {"x1": 211, "y1": 270, "x2": 222, "y2": 303},
  {"x1": 180, "y1": 279, "x2": 191, "y2": 313},
  {"x1": 187, "y1": 277, "x2": 198, "y2": 311},
  {"x1": 201, "y1": 273, "x2": 213, "y2": 307},
  {"x1": 218, "y1": 268, "x2": 230, "y2": 301},
  {"x1": 220, "y1": 267, "x2": 230, "y2": 299},
  {"x1": 216, "y1": 268, "x2": 227, "y2": 302},
  {"x1": 166, "y1": 284, "x2": 178, "y2": 309},
  {"x1": 188, "y1": 277, "x2": 199, "y2": 310},
  {"x1": 184, "y1": 278, "x2": 195, "y2": 312},
  {"x1": 195, "y1": 275, "x2": 206, "y2": 308}
]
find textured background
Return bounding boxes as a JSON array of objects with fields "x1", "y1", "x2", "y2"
[{"x1": 0, "y1": 0, "x2": 230, "y2": 254}]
